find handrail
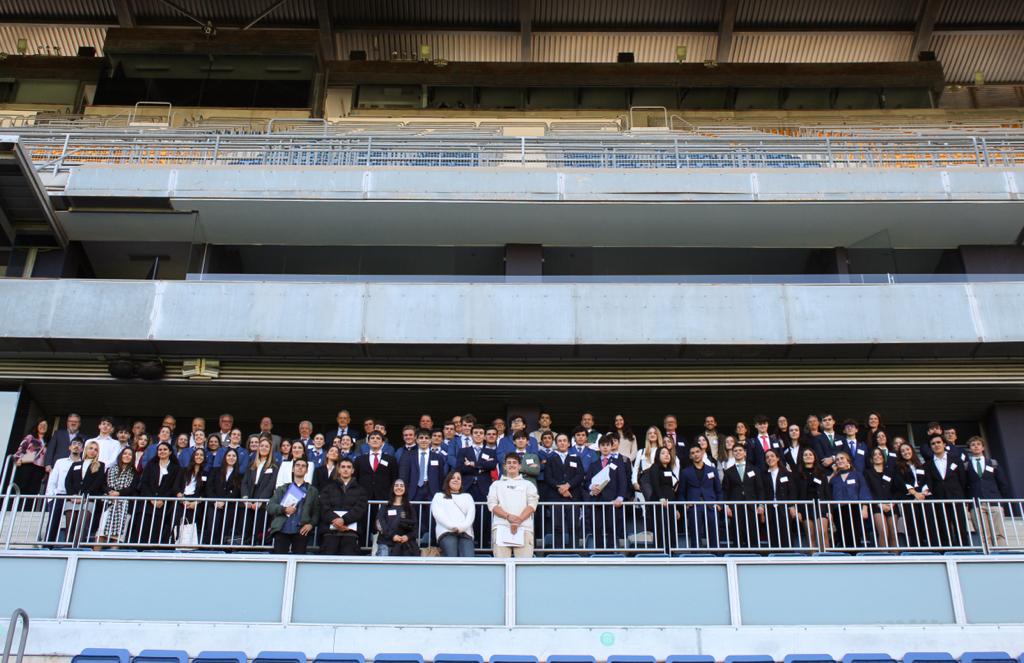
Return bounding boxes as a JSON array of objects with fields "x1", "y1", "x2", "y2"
[{"x1": 0, "y1": 608, "x2": 29, "y2": 663}]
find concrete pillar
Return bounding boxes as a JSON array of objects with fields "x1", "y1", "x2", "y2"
[
  {"x1": 984, "y1": 403, "x2": 1024, "y2": 498},
  {"x1": 1, "y1": 387, "x2": 25, "y2": 456}
]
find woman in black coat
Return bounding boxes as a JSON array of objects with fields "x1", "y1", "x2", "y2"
[
  {"x1": 240, "y1": 438, "x2": 278, "y2": 545},
  {"x1": 64, "y1": 440, "x2": 107, "y2": 545},
  {"x1": 138, "y1": 442, "x2": 181, "y2": 546},
  {"x1": 793, "y1": 447, "x2": 831, "y2": 550},
  {"x1": 205, "y1": 447, "x2": 244, "y2": 547},
  {"x1": 374, "y1": 479, "x2": 420, "y2": 557},
  {"x1": 864, "y1": 446, "x2": 899, "y2": 549},
  {"x1": 894, "y1": 442, "x2": 933, "y2": 548}
]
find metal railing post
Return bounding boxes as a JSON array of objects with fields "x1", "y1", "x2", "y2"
[{"x1": 1, "y1": 607, "x2": 29, "y2": 663}]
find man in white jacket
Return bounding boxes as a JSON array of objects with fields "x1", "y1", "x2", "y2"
[{"x1": 487, "y1": 455, "x2": 539, "y2": 558}]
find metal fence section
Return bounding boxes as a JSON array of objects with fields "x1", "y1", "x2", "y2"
[
  {"x1": 2, "y1": 493, "x2": 1020, "y2": 555},
  {"x1": 14, "y1": 131, "x2": 1024, "y2": 174}
]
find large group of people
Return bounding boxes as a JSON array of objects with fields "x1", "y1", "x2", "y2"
[{"x1": 7, "y1": 409, "x2": 1015, "y2": 556}]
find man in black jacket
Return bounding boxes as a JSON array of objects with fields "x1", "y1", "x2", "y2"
[
  {"x1": 319, "y1": 458, "x2": 368, "y2": 556},
  {"x1": 966, "y1": 435, "x2": 1011, "y2": 548},
  {"x1": 924, "y1": 435, "x2": 970, "y2": 548},
  {"x1": 722, "y1": 444, "x2": 765, "y2": 550},
  {"x1": 44, "y1": 413, "x2": 85, "y2": 474}
]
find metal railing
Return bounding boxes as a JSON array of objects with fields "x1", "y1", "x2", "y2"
[
  {"x1": 15, "y1": 131, "x2": 1024, "y2": 174},
  {"x1": 1, "y1": 608, "x2": 28, "y2": 663},
  {"x1": 3, "y1": 492, "x2": 1019, "y2": 555}
]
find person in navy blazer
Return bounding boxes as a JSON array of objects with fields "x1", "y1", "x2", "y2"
[
  {"x1": 835, "y1": 419, "x2": 868, "y2": 474},
  {"x1": 721, "y1": 443, "x2": 765, "y2": 549},
  {"x1": 965, "y1": 436, "x2": 1011, "y2": 548},
  {"x1": 544, "y1": 433, "x2": 586, "y2": 548},
  {"x1": 584, "y1": 435, "x2": 628, "y2": 549},
  {"x1": 456, "y1": 425, "x2": 498, "y2": 501},
  {"x1": 827, "y1": 451, "x2": 872, "y2": 549},
  {"x1": 399, "y1": 430, "x2": 446, "y2": 502},
  {"x1": 811, "y1": 413, "x2": 841, "y2": 474},
  {"x1": 678, "y1": 445, "x2": 723, "y2": 548},
  {"x1": 746, "y1": 415, "x2": 782, "y2": 471},
  {"x1": 568, "y1": 426, "x2": 599, "y2": 473}
]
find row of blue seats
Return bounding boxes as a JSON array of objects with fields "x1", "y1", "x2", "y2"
[{"x1": 71, "y1": 649, "x2": 1024, "y2": 663}]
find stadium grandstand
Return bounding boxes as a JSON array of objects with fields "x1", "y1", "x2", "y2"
[{"x1": 2, "y1": 0, "x2": 1024, "y2": 662}]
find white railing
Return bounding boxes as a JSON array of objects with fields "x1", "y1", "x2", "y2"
[{"x1": 3, "y1": 492, "x2": 1019, "y2": 555}]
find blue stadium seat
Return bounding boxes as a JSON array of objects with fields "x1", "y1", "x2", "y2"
[
  {"x1": 374, "y1": 655, "x2": 424, "y2": 663},
  {"x1": 195, "y1": 651, "x2": 248, "y2": 663},
  {"x1": 724, "y1": 553, "x2": 761, "y2": 558},
  {"x1": 134, "y1": 650, "x2": 188, "y2": 663},
  {"x1": 634, "y1": 553, "x2": 671, "y2": 558},
  {"x1": 812, "y1": 552, "x2": 850, "y2": 557},
  {"x1": 434, "y1": 656, "x2": 484, "y2": 663},
  {"x1": 900, "y1": 552, "x2": 940, "y2": 557},
  {"x1": 592, "y1": 553, "x2": 626, "y2": 558},
  {"x1": 607, "y1": 657, "x2": 656, "y2": 663},
  {"x1": 960, "y1": 653, "x2": 1013, "y2": 663},
  {"x1": 666, "y1": 657, "x2": 715, "y2": 663},
  {"x1": 489, "y1": 657, "x2": 539, "y2": 663},
  {"x1": 73, "y1": 649, "x2": 132, "y2": 663},
  {"x1": 769, "y1": 553, "x2": 806, "y2": 557},
  {"x1": 547, "y1": 657, "x2": 596, "y2": 663},
  {"x1": 547, "y1": 554, "x2": 583, "y2": 558},
  {"x1": 313, "y1": 655, "x2": 365, "y2": 663},
  {"x1": 254, "y1": 651, "x2": 306, "y2": 663},
  {"x1": 902, "y1": 653, "x2": 954, "y2": 663},
  {"x1": 784, "y1": 656, "x2": 835, "y2": 663},
  {"x1": 840, "y1": 655, "x2": 895, "y2": 663},
  {"x1": 944, "y1": 551, "x2": 982, "y2": 556},
  {"x1": 856, "y1": 552, "x2": 894, "y2": 557},
  {"x1": 724, "y1": 656, "x2": 774, "y2": 663}
]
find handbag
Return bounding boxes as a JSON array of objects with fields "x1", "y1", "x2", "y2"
[{"x1": 176, "y1": 520, "x2": 199, "y2": 550}]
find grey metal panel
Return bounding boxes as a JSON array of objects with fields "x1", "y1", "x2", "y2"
[
  {"x1": 1, "y1": 0, "x2": 116, "y2": 22},
  {"x1": 729, "y1": 31, "x2": 914, "y2": 63},
  {"x1": 930, "y1": 33, "x2": 1024, "y2": 84},
  {"x1": 937, "y1": 0, "x2": 1024, "y2": 25},
  {"x1": 129, "y1": 0, "x2": 316, "y2": 26},
  {"x1": 736, "y1": 0, "x2": 919, "y2": 26},
  {"x1": 533, "y1": 0, "x2": 721, "y2": 27},
  {"x1": 4, "y1": 279, "x2": 1024, "y2": 347}
]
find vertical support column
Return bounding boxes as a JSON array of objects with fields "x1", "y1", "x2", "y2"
[
  {"x1": 0, "y1": 387, "x2": 22, "y2": 457},
  {"x1": 984, "y1": 403, "x2": 1024, "y2": 498},
  {"x1": 834, "y1": 247, "x2": 851, "y2": 283}
]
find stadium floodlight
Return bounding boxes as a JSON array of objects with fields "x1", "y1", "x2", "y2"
[
  {"x1": 676, "y1": 45, "x2": 687, "y2": 62},
  {"x1": 16, "y1": 38, "x2": 27, "y2": 55},
  {"x1": 419, "y1": 44, "x2": 432, "y2": 61},
  {"x1": 973, "y1": 70, "x2": 985, "y2": 86}
]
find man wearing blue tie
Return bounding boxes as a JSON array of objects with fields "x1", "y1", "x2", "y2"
[
  {"x1": 584, "y1": 435, "x2": 627, "y2": 550},
  {"x1": 400, "y1": 430, "x2": 445, "y2": 502},
  {"x1": 569, "y1": 426, "x2": 599, "y2": 472},
  {"x1": 839, "y1": 419, "x2": 867, "y2": 473}
]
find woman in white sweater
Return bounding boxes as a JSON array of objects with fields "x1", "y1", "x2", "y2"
[
  {"x1": 631, "y1": 426, "x2": 665, "y2": 499},
  {"x1": 430, "y1": 471, "x2": 476, "y2": 557}
]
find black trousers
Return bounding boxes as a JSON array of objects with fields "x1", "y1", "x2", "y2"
[
  {"x1": 273, "y1": 531, "x2": 309, "y2": 554},
  {"x1": 321, "y1": 532, "x2": 361, "y2": 556}
]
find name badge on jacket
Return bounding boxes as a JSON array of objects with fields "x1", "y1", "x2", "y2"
[
  {"x1": 846, "y1": 479, "x2": 856, "y2": 485},
  {"x1": 379, "y1": 459, "x2": 389, "y2": 467},
  {"x1": 706, "y1": 472, "x2": 715, "y2": 479},
  {"x1": 569, "y1": 461, "x2": 578, "y2": 468},
  {"x1": 430, "y1": 459, "x2": 439, "y2": 466},
  {"x1": 746, "y1": 471, "x2": 756, "y2": 478}
]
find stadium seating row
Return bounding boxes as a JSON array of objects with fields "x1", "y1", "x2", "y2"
[{"x1": 70, "y1": 649, "x2": 1024, "y2": 663}]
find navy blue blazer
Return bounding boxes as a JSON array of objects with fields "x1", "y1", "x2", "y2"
[
  {"x1": 828, "y1": 469, "x2": 872, "y2": 501},
  {"x1": 834, "y1": 438, "x2": 869, "y2": 474},
  {"x1": 967, "y1": 456, "x2": 1011, "y2": 499},
  {"x1": 678, "y1": 464, "x2": 723, "y2": 502},
  {"x1": 568, "y1": 445, "x2": 599, "y2": 473},
  {"x1": 398, "y1": 448, "x2": 446, "y2": 501},
  {"x1": 584, "y1": 455, "x2": 627, "y2": 502},
  {"x1": 745, "y1": 435, "x2": 783, "y2": 471},
  {"x1": 543, "y1": 452, "x2": 586, "y2": 501},
  {"x1": 456, "y1": 445, "x2": 497, "y2": 500}
]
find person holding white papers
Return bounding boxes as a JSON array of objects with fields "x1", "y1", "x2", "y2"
[
  {"x1": 487, "y1": 455, "x2": 539, "y2": 558},
  {"x1": 318, "y1": 458, "x2": 368, "y2": 556},
  {"x1": 584, "y1": 435, "x2": 628, "y2": 550},
  {"x1": 267, "y1": 458, "x2": 319, "y2": 554}
]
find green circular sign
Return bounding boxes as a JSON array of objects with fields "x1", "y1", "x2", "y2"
[{"x1": 600, "y1": 632, "x2": 615, "y2": 646}]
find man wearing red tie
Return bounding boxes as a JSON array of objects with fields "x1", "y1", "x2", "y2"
[
  {"x1": 746, "y1": 414, "x2": 779, "y2": 471},
  {"x1": 354, "y1": 431, "x2": 398, "y2": 548}
]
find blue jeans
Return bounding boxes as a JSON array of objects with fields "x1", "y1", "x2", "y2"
[{"x1": 439, "y1": 532, "x2": 475, "y2": 557}]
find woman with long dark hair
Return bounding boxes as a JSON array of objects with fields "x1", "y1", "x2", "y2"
[
  {"x1": 96, "y1": 446, "x2": 138, "y2": 548},
  {"x1": 894, "y1": 441, "x2": 932, "y2": 548},
  {"x1": 13, "y1": 418, "x2": 48, "y2": 500},
  {"x1": 138, "y1": 442, "x2": 180, "y2": 546},
  {"x1": 206, "y1": 447, "x2": 243, "y2": 547},
  {"x1": 430, "y1": 471, "x2": 476, "y2": 557},
  {"x1": 794, "y1": 447, "x2": 831, "y2": 550},
  {"x1": 610, "y1": 414, "x2": 638, "y2": 462},
  {"x1": 375, "y1": 478, "x2": 420, "y2": 557}
]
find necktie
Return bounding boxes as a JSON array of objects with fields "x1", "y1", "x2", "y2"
[
  {"x1": 737, "y1": 463, "x2": 745, "y2": 477},
  {"x1": 419, "y1": 452, "x2": 427, "y2": 487},
  {"x1": 976, "y1": 458, "x2": 983, "y2": 477},
  {"x1": 601, "y1": 457, "x2": 608, "y2": 468},
  {"x1": 372, "y1": 453, "x2": 379, "y2": 471},
  {"x1": 761, "y1": 435, "x2": 769, "y2": 451}
]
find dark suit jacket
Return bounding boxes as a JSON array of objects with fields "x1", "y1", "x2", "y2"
[
  {"x1": 584, "y1": 455, "x2": 627, "y2": 502},
  {"x1": 455, "y1": 445, "x2": 497, "y2": 500},
  {"x1": 354, "y1": 452, "x2": 399, "y2": 500},
  {"x1": 207, "y1": 467, "x2": 243, "y2": 499},
  {"x1": 761, "y1": 467, "x2": 793, "y2": 501},
  {"x1": 678, "y1": 464, "x2": 722, "y2": 501},
  {"x1": 543, "y1": 452, "x2": 585, "y2": 501},
  {"x1": 139, "y1": 461, "x2": 180, "y2": 498},
  {"x1": 241, "y1": 462, "x2": 279, "y2": 500},
  {"x1": 398, "y1": 448, "x2": 446, "y2": 501},
  {"x1": 722, "y1": 464, "x2": 765, "y2": 501},
  {"x1": 967, "y1": 456, "x2": 1011, "y2": 499},
  {"x1": 45, "y1": 429, "x2": 86, "y2": 468},
  {"x1": 65, "y1": 461, "x2": 107, "y2": 496},
  {"x1": 864, "y1": 466, "x2": 898, "y2": 500},
  {"x1": 925, "y1": 455, "x2": 969, "y2": 499}
]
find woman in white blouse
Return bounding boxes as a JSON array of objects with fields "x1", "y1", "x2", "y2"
[
  {"x1": 610, "y1": 414, "x2": 639, "y2": 462},
  {"x1": 430, "y1": 471, "x2": 476, "y2": 557}
]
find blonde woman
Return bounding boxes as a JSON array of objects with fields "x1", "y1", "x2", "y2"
[
  {"x1": 632, "y1": 426, "x2": 666, "y2": 500},
  {"x1": 64, "y1": 440, "x2": 106, "y2": 544}
]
